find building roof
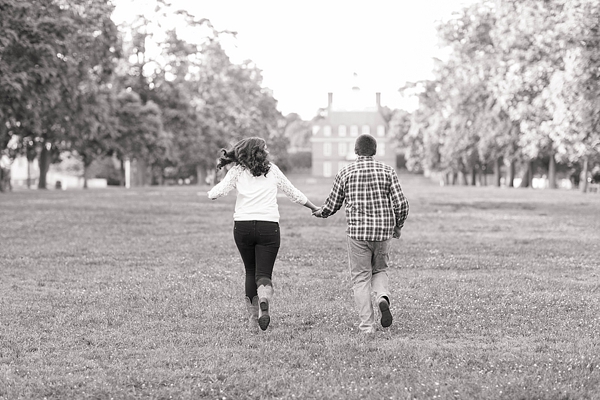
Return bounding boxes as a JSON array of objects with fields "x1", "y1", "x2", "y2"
[
  {"x1": 324, "y1": 110, "x2": 386, "y2": 126},
  {"x1": 315, "y1": 90, "x2": 387, "y2": 126}
]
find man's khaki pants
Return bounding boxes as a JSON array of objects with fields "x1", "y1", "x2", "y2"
[{"x1": 346, "y1": 236, "x2": 392, "y2": 333}]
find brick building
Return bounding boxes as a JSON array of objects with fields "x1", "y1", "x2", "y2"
[{"x1": 310, "y1": 90, "x2": 395, "y2": 177}]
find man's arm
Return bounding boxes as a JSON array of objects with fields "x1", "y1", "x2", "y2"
[
  {"x1": 319, "y1": 172, "x2": 346, "y2": 218},
  {"x1": 389, "y1": 170, "x2": 409, "y2": 230}
]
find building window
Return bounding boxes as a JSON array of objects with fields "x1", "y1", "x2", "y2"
[
  {"x1": 377, "y1": 125, "x2": 385, "y2": 137},
  {"x1": 323, "y1": 162, "x2": 332, "y2": 177},
  {"x1": 350, "y1": 125, "x2": 358, "y2": 136},
  {"x1": 312, "y1": 125, "x2": 320, "y2": 135},
  {"x1": 362, "y1": 125, "x2": 370, "y2": 134},
  {"x1": 338, "y1": 125, "x2": 347, "y2": 136},
  {"x1": 377, "y1": 142, "x2": 385, "y2": 156},
  {"x1": 323, "y1": 142, "x2": 332, "y2": 156},
  {"x1": 338, "y1": 142, "x2": 347, "y2": 156},
  {"x1": 323, "y1": 125, "x2": 332, "y2": 136}
]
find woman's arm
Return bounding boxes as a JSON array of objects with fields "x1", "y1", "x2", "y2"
[
  {"x1": 271, "y1": 164, "x2": 318, "y2": 211},
  {"x1": 303, "y1": 198, "x2": 319, "y2": 212},
  {"x1": 207, "y1": 165, "x2": 242, "y2": 199}
]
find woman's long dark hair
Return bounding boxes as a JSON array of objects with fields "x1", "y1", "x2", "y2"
[{"x1": 216, "y1": 137, "x2": 271, "y2": 177}]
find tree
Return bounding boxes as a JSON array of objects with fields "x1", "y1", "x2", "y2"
[
  {"x1": 436, "y1": 1, "x2": 522, "y2": 187},
  {"x1": 283, "y1": 113, "x2": 312, "y2": 152},
  {"x1": 0, "y1": 0, "x2": 69, "y2": 165},
  {"x1": 490, "y1": 0, "x2": 568, "y2": 188},
  {"x1": 400, "y1": 0, "x2": 600, "y2": 192},
  {"x1": 388, "y1": 109, "x2": 412, "y2": 145},
  {"x1": 547, "y1": 0, "x2": 600, "y2": 192},
  {"x1": 113, "y1": 91, "x2": 165, "y2": 185},
  {"x1": 117, "y1": 5, "x2": 285, "y2": 184},
  {"x1": 401, "y1": 80, "x2": 446, "y2": 176},
  {"x1": 0, "y1": 0, "x2": 120, "y2": 188},
  {"x1": 62, "y1": 1, "x2": 121, "y2": 188}
]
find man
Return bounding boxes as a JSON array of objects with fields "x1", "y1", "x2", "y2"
[
  {"x1": 314, "y1": 134, "x2": 409, "y2": 334},
  {"x1": 0, "y1": 153, "x2": 12, "y2": 192}
]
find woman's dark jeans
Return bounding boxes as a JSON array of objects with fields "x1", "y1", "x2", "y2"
[{"x1": 233, "y1": 220, "x2": 280, "y2": 299}]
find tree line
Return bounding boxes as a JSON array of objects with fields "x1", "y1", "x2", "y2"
[
  {"x1": 0, "y1": 0, "x2": 290, "y2": 189},
  {"x1": 3, "y1": 0, "x2": 599, "y2": 192},
  {"x1": 398, "y1": 0, "x2": 600, "y2": 192}
]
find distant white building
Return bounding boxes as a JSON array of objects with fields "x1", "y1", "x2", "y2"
[
  {"x1": 310, "y1": 89, "x2": 396, "y2": 177},
  {"x1": 9, "y1": 156, "x2": 40, "y2": 188},
  {"x1": 9, "y1": 154, "x2": 107, "y2": 189}
]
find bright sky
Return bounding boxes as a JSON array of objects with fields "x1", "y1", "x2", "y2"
[{"x1": 112, "y1": 0, "x2": 477, "y2": 119}]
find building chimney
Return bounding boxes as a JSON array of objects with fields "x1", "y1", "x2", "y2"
[
  {"x1": 376, "y1": 92, "x2": 381, "y2": 108},
  {"x1": 328, "y1": 92, "x2": 333, "y2": 108}
]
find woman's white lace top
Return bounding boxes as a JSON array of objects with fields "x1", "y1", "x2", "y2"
[{"x1": 207, "y1": 163, "x2": 308, "y2": 222}]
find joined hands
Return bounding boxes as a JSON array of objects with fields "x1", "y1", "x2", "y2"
[{"x1": 312, "y1": 206, "x2": 324, "y2": 218}]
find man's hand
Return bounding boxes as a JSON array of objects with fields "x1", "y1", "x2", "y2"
[
  {"x1": 312, "y1": 207, "x2": 323, "y2": 218},
  {"x1": 393, "y1": 226, "x2": 402, "y2": 239}
]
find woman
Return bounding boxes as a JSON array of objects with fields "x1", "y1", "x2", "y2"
[{"x1": 207, "y1": 137, "x2": 319, "y2": 331}]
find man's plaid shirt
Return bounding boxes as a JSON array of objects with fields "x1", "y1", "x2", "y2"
[{"x1": 320, "y1": 156, "x2": 409, "y2": 241}]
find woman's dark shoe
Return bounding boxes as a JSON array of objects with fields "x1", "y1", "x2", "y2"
[
  {"x1": 258, "y1": 300, "x2": 270, "y2": 330},
  {"x1": 257, "y1": 285, "x2": 274, "y2": 331}
]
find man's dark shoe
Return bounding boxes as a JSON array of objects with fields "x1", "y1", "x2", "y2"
[{"x1": 378, "y1": 298, "x2": 393, "y2": 328}]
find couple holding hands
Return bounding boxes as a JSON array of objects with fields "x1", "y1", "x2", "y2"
[{"x1": 207, "y1": 134, "x2": 409, "y2": 334}]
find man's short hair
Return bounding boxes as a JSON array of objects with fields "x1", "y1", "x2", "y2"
[{"x1": 355, "y1": 134, "x2": 377, "y2": 156}]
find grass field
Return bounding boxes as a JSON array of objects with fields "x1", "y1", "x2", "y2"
[{"x1": 1, "y1": 173, "x2": 599, "y2": 400}]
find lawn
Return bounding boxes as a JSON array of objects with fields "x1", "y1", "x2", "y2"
[{"x1": 1, "y1": 173, "x2": 599, "y2": 400}]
